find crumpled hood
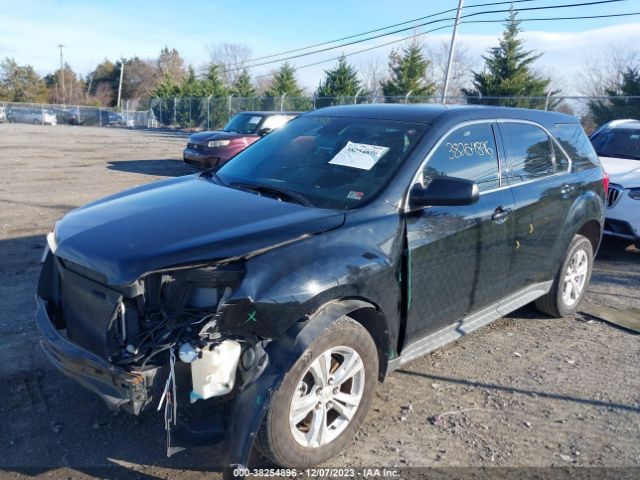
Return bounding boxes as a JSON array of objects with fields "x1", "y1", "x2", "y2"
[
  {"x1": 189, "y1": 130, "x2": 255, "y2": 144},
  {"x1": 54, "y1": 174, "x2": 345, "y2": 285},
  {"x1": 600, "y1": 156, "x2": 640, "y2": 185}
]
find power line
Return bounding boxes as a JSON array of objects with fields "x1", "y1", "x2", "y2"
[
  {"x1": 240, "y1": 0, "x2": 539, "y2": 65},
  {"x1": 259, "y1": 10, "x2": 640, "y2": 77},
  {"x1": 213, "y1": 0, "x2": 626, "y2": 74}
]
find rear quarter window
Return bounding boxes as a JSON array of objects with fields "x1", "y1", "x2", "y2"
[
  {"x1": 500, "y1": 122, "x2": 555, "y2": 184},
  {"x1": 554, "y1": 123, "x2": 601, "y2": 170}
]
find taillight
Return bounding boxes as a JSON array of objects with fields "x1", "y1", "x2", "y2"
[{"x1": 602, "y1": 169, "x2": 610, "y2": 195}]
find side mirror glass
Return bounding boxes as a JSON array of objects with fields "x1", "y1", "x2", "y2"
[{"x1": 409, "y1": 176, "x2": 480, "y2": 209}]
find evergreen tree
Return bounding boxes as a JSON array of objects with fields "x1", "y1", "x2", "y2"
[
  {"x1": 381, "y1": 38, "x2": 435, "y2": 101},
  {"x1": 179, "y1": 67, "x2": 203, "y2": 97},
  {"x1": 589, "y1": 67, "x2": 640, "y2": 126},
  {"x1": 202, "y1": 64, "x2": 228, "y2": 97},
  {"x1": 315, "y1": 55, "x2": 364, "y2": 107},
  {"x1": 462, "y1": 8, "x2": 554, "y2": 108},
  {"x1": 264, "y1": 63, "x2": 308, "y2": 110},
  {"x1": 231, "y1": 69, "x2": 256, "y2": 97},
  {"x1": 201, "y1": 64, "x2": 228, "y2": 129},
  {"x1": 265, "y1": 63, "x2": 304, "y2": 98}
]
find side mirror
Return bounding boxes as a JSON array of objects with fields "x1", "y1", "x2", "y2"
[
  {"x1": 409, "y1": 176, "x2": 480, "y2": 209},
  {"x1": 257, "y1": 127, "x2": 273, "y2": 137}
]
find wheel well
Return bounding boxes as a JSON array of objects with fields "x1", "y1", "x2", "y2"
[
  {"x1": 347, "y1": 306, "x2": 390, "y2": 382},
  {"x1": 577, "y1": 220, "x2": 601, "y2": 253}
]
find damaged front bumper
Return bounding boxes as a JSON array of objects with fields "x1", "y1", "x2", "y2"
[{"x1": 35, "y1": 296, "x2": 164, "y2": 415}]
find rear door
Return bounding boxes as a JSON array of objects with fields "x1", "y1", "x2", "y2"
[
  {"x1": 496, "y1": 120, "x2": 576, "y2": 295},
  {"x1": 404, "y1": 121, "x2": 516, "y2": 344}
]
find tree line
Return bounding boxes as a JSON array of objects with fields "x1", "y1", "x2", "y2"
[{"x1": 1, "y1": 9, "x2": 638, "y2": 127}]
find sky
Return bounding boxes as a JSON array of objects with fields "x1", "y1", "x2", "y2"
[{"x1": 1, "y1": 0, "x2": 640, "y2": 95}]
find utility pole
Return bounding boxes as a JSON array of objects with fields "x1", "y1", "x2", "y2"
[
  {"x1": 58, "y1": 44, "x2": 66, "y2": 103},
  {"x1": 441, "y1": 0, "x2": 464, "y2": 104},
  {"x1": 117, "y1": 59, "x2": 125, "y2": 109}
]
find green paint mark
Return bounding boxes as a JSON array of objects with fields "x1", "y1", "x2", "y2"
[
  {"x1": 255, "y1": 395, "x2": 262, "y2": 407},
  {"x1": 388, "y1": 349, "x2": 398, "y2": 360},
  {"x1": 407, "y1": 248, "x2": 413, "y2": 310},
  {"x1": 245, "y1": 310, "x2": 257, "y2": 323}
]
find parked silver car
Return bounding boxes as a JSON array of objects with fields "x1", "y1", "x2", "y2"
[
  {"x1": 0, "y1": 106, "x2": 6, "y2": 123},
  {"x1": 7, "y1": 107, "x2": 57, "y2": 125}
]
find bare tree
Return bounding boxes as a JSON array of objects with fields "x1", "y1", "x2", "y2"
[
  {"x1": 207, "y1": 43, "x2": 252, "y2": 86},
  {"x1": 253, "y1": 72, "x2": 274, "y2": 96},
  {"x1": 425, "y1": 40, "x2": 475, "y2": 100},
  {"x1": 359, "y1": 57, "x2": 386, "y2": 102},
  {"x1": 92, "y1": 82, "x2": 114, "y2": 107},
  {"x1": 122, "y1": 57, "x2": 157, "y2": 100},
  {"x1": 578, "y1": 44, "x2": 640, "y2": 96},
  {"x1": 156, "y1": 47, "x2": 186, "y2": 84}
]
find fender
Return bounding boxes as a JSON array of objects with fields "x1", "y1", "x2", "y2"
[
  {"x1": 222, "y1": 299, "x2": 377, "y2": 478},
  {"x1": 558, "y1": 182, "x2": 605, "y2": 262}
]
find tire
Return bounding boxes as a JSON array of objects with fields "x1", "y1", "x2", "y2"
[
  {"x1": 535, "y1": 234, "x2": 593, "y2": 317},
  {"x1": 257, "y1": 316, "x2": 378, "y2": 467}
]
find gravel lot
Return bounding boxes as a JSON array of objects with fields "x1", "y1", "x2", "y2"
[{"x1": 0, "y1": 124, "x2": 638, "y2": 479}]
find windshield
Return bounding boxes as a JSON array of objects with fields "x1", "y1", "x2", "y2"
[
  {"x1": 222, "y1": 113, "x2": 264, "y2": 134},
  {"x1": 591, "y1": 128, "x2": 640, "y2": 160},
  {"x1": 217, "y1": 115, "x2": 428, "y2": 210}
]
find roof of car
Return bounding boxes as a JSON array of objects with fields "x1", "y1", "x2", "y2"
[
  {"x1": 599, "y1": 119, "x2": 640, "y2": 130},
  {"x1": 305, "y1": 103, "x2": 577, "y2": 125},
  {"x1": 238, "y1": 111, "x2": 301, "y2": 116}
]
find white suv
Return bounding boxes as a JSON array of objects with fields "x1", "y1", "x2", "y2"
[{"x1": 590, "y1": 119, "x2": 640, "y2": 248}]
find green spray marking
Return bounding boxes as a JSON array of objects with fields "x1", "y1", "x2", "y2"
[
  {"x1": 407, "y1": 248, "x2": 413, "y2": 310},
  {"x1": 255, "y1": 395, "x2": 262, "y2": 407},
  {"x1": 245, "y1": 310, "x2": 257, "y2": 323}
]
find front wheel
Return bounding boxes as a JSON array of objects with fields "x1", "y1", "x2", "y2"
[
  {"x1": 535, "y1": 234, "x2": 593, "y2": 317},
  {"x1": 257, "y1": 316, "x2": 378, "y2": 467}
]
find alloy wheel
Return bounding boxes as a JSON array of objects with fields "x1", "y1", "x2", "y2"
[
  {"x1": 562, "y1": 248, "x2": 589, "y2": 307},
  {"x1": 289, "y1": 346, "x2": 365, "y2": 448}
]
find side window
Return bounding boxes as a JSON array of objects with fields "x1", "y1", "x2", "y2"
[
  {"x1": 501, "y1": 122, "x2": 555, "y2": 184},
  {"x1": 423, "y1": 123, "x2": 500, "y2": 192},
  {"x1": 555, "y1": 123, "x2": 600, "y2": 169},
  {"x1": 262, "y1": 115, "x2": 296, "y2": 130}
]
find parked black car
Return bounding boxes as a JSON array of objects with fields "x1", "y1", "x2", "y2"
[{"x1": 37, "y1": 104, "x2": 605, "y2": 473}]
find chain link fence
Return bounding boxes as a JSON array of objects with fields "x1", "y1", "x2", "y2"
[{"x1": 3, "y1": 95, "x2": 640, "y2": 133}]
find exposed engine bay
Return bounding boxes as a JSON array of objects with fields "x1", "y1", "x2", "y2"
[{"x1": 38, "y1": 250, "x2": 269, "y2": 425}]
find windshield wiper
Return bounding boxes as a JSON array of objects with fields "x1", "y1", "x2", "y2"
[{"x1": 230, "y1": 182, "x2": 315, "y2": 207}]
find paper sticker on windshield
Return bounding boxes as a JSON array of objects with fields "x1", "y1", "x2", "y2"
[
  {"x1": 329, "y1": 141, "x2": 389, "y2": 170},
  {"x1": 347, "y1": 191, "x2": 364, "y2": 200}
]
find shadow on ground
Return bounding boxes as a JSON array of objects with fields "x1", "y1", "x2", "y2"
[{"x1": 107, "y1": 159, "x2": 195, "y2": 177}]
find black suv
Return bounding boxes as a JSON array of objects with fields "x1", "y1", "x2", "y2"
[{"x1": 37, "y1": 104, "x2": 605, "y2": 472}]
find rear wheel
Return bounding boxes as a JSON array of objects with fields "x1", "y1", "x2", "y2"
[
  {"x1": 535, "y1": 234, "x2": 593, "y2": 317},
  {"x1": 257, "y1": 316, "x2": 378, "y2": 467}
]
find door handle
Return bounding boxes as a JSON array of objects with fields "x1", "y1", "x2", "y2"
[
  {"x1": 492, "y1": 206, "x2": 512, "y2": 223},
  {"x1": 560, "y1": 184, "x2": 574, "y2": 196}
]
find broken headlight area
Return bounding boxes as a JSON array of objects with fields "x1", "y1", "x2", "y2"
[{"x1": 38, "y1": 254, "x2": 269, "y2": 415}]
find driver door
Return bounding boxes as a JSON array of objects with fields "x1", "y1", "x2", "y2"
[{"x1": 403, "y1": 121, "x2": 516, "y2": 345}]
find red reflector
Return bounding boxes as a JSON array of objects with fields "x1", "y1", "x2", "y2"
[{"x1": 603, "y1": 169, "x2": 610, "y2": 195}]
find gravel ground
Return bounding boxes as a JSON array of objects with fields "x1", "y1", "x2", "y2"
[{"x1": 0, "y1": 124, "x2": 638, "y2": 479}]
